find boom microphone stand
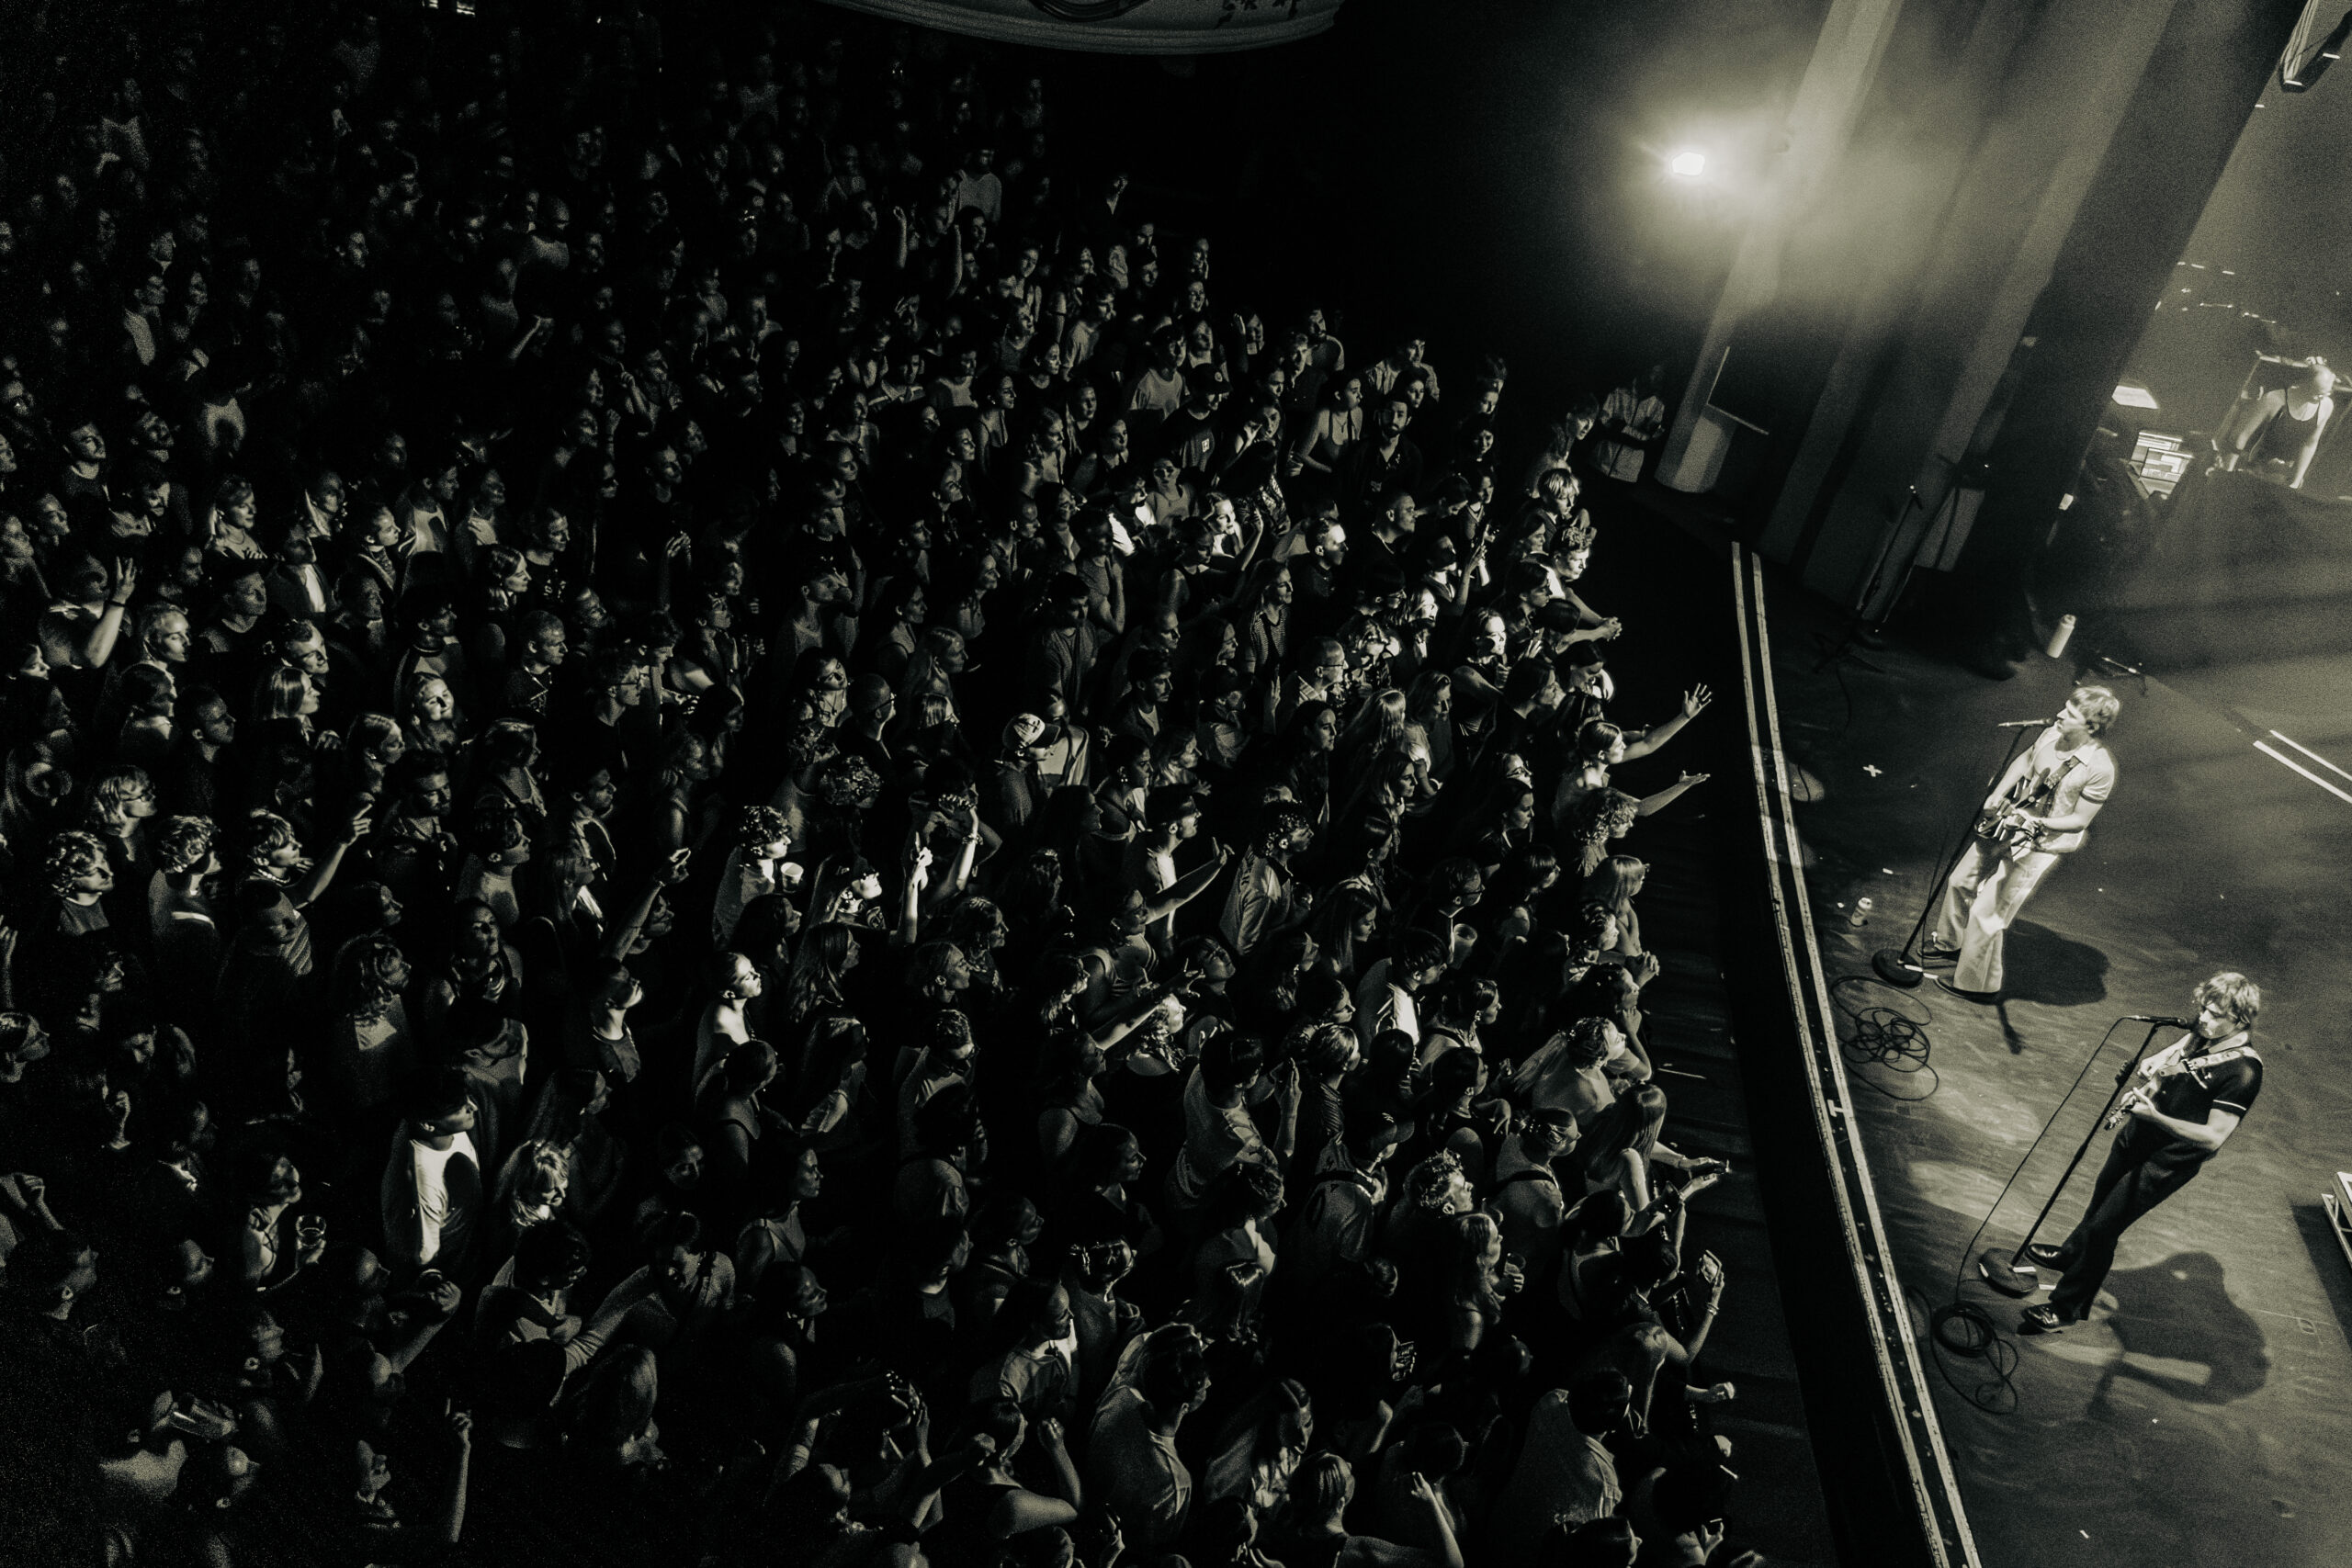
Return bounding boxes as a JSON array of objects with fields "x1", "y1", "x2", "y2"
[
  {"x1": 1870, "y1": 716, "x2": 2044, "y2": 988},
  {"x1": 1975, "y1": 1016, "x2": 2173, "y2": 1295}
]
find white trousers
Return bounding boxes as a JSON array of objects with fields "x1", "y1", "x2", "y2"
[{"x1": 1931, "y1": 838, "x2": 2062, "y2": 993}]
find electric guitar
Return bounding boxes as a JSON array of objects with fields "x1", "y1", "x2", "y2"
[
  {"x1": 1973, "y1": 753, "x2": 2081, "y2": 853},
  {"x1": 2102, "y1": 1042, "x2": 2258, "y2": 1130}
]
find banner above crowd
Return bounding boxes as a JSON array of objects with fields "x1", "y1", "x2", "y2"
[{"x1": 815, "y1": 0, "x2": 1345, "y2": 54}]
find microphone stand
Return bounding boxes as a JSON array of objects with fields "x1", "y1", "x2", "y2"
[
  {"x1": 1869, "y1": 718, "x2": 2041, "y2": 988},
  {"x1": 1976, "y1": 1017, "x2": 2169, "y2": 1296}
]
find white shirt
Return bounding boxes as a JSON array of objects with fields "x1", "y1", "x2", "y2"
[{"x1": 411, "y1": 1133, "x2": 480, "y2": 1265}]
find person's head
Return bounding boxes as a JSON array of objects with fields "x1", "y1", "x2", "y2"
[
  {"x1": 235, "y1": 880, "x2": 304, "y2": 946},
  {"x1": 401, "y1": 1064, "x2": 477, "y2": 1138},
  {"x1": 1394, "y1": 929, "x2": 1449, "y2": 993},
  {"x1": 250, "y1": 664, "x2": 318, "y2": 725},
  {"x1": 1298, "y1": 1451, "x2": 1357, "y2": 1524},
  {"x1": 1566, "y1": 1368, "x2": 1634, "y2": 1437},
  {"x1": 2063, "y1": 684, "x2": 2120, "y2": 737},
  {"x1": 642, "y1": 1210, "x2": 710, "y2": 1302},
  {"x1": 228, "y1": 1140, "x2": 305, "y2": 1212},
  {"x1": 1406, "y1": 1149, "x2": 1474, "y2": 1215},
  {"x1": 514, "y1": 1216, "x2": 592, "y2": 1294},
  {"x1": 1577, "y1": 719, "x2": 1627, "y2": 767},
  {"x1": 653, "y1": 1122, "x2": 703, "y2": 1190},
  {"x1": 13, "y1": 1227, "x2": 99, "y2": 1318},
  {"x1": 0, "y1": 1010, "x2": 52, "y2": 1084},
  {"x1": 909, "y1": 941, "x2": 974, "y2": 997},
  {"x1": 2192, "y1": 971, "x2": 2261, "y2": 1036},
  {"x1": 1204, "y1": 1160, "x2": 1286, "y2": 1234},
  {"x1": 399, "y1": 584, "x2": 457, "y2": 649},
  {"x1": 43, "y1": 829, "x2": 112, "y2": 900},
  {"x1": 152, "y1": 813, "x2": 219, "y2": 877},
  {"x1": 719, "y1": 1038, "x2": 780, "y2": 1099},
  {"x1": 1563, "y1": 1016, "x2": 1621, "y2": 1070},
  {"x1": 85, "y1": 764, "x2": 158, "y2": 834},
  {"x1": 1520, "y1": 1103, "x2": 1580, "y2": 1161},
  {"x1": 341, "y1": 931, "x2": 411, "y2": 1017},
  {"x1": 1199, "y1": 1029, "x2": 1268, "y2": 1100},
  {"x1": 1140, "y1": 1342, "x2": 1213, "y2": 1423},
  {"x1": 1588, "y1": 855, "x2": 1647, "y2": 910}
]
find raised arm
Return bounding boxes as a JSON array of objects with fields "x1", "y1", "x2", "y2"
[
  {"x1": 1620, "y1": 686, "x2": 1712, "y2": 761},
  {"x1": 1142, "y1": 842, "x2": 1232, "y2": 923},
  {"x1": 79, "y1": 559, "x2": 140, "y2": 668},
  {"x1": 1634, "y1": 772, "x2": 1709, "y2": 818},
  {"x1": 287, "y1": 804, "x2": 373, "y2": 908}
]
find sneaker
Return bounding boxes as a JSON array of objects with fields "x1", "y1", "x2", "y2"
[
  {"x1": 2019, "y1": 1243, "x2": 2068, "y2": 1269},
  {"x1": 1917, "y1": 944, "x2": 1962, "y2": 966}
]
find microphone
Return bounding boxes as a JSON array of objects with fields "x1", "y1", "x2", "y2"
[
  {"x1": 2123, "y1": 1015, "x2": 2194, "y2": 1027},
  {"x1": 1992, "y1": 716, "x2": 2058, "y2": 728}
]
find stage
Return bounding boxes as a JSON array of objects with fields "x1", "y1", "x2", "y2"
[{"x1": 1764, "y1": 592, "x2": 2352, "y2": 1567}]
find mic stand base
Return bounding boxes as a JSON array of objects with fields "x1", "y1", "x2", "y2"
[
  {"x1": 1976, "y1": 1248, "x2": 2041, "y2": 1298},
  {"x1": 1873, "y1": 949, "x2": 1928, "y2": 988}
]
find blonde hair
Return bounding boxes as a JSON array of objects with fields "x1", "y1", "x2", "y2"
[
  {"x1": 2070, "y1": 685, "x2": 2120, "y2": 736},
  {"x1": 2194, "y1": 972, "x2": 2261, "y2": 1032}
]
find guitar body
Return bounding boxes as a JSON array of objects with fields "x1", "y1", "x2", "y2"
[
  {"x1": 1974, "y1": 745, "x2": 2080, "y2": 853},
  {"x1": 1973, "y1": 802, "x2": 2051, "y2": 853}
]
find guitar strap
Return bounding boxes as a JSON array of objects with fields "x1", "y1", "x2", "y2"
[
  {"x1": 2141, "y1": 1040, "x2": 2257, "y2": 1084},
  {"x1": 2019, "y1": 750, "x2": 2083, "y2": 810},
  {"x1": 2180, "y1": 1044, "x2": 2257, "y2": 1082}
]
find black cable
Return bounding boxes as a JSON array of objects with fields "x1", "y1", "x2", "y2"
[
  {"x1": 1924, "y1": 1292, "x2": 2020, "y2": 1414},
  {"x1": 1828, "y1": 974, "x2": 1939, "y2": 1100},
  {"x1": 1919, "y1": 1017, "x2": 2137, "y2": 1413}
]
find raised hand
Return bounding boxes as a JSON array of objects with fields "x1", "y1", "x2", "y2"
[{"x1": 1681, "y1": 684, "x2": 1713, "y2": 719}]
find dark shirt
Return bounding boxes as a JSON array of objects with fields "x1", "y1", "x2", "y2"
[{"x1": 2124, "y1": 1046, "x2": 2260, "y2": 1173}]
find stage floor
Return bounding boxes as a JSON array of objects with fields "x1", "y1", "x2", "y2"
[{"x1": 1765, "y1": 598, "x2": 2352, "y2": 1568}]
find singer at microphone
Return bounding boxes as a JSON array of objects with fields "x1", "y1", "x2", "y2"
[
  {"x1": 2017, "y1": 973, "x2": 2264, "y2": 1337},
  {"x1": 1921, "y1": 688, "x2": 2121, "y2": 1001}
]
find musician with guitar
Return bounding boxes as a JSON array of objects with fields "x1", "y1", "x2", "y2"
[
  {"x1": 1925, "y1": 686, "x2": 2120, "y2": 998},
  {"x1": 2018, "y1": 973, "x2": 2264, "y2": 1334}
]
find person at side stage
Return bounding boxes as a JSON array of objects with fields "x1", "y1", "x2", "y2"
[
  {"x1": 1925, "y1": 685, "x2": 2119, "y2": 999},
  {"x1": 2216, "y1": 363, "x2": 2335, "y2": 491},
  {"x1": 2018, "y1": 972, "x2": 2263, "y2": 1334}
]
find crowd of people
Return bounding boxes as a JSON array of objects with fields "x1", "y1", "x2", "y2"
[{"x1": 0, "y1": 5, "x2": 1757, "y2": 1566}]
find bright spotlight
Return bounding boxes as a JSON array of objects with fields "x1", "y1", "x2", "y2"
[{"x1": 1668, "y1": 150, "x2": 1707, "y2": 179}]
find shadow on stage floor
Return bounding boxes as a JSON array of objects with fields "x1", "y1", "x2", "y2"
[{"x1": 1760, "y1": 571, "x2": 2352, "y2": 1568}]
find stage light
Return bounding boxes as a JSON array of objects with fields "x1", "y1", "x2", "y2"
[{"x1": 1668, "y1": 150, "x2": 1708, "y2": 179}]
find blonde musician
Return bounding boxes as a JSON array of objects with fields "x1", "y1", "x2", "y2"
[
  {"x1": 2018, "y1": 973, "x2": 2263, "y2": 1334},
  {"x1": 1926, "y1": 686, "x2": 2120, "y2": 998}
]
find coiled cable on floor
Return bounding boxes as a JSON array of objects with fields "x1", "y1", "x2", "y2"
[
  {"x1": 1829, "y1": 974, "x2": 1939, "y2": 1100},
  {"x1": 1928, "y1": 1016, "x2": 2137, "y2": 1414},
  {"x1": 1926, "y1": 1296, "x2": 2020, "y2": 1413}
]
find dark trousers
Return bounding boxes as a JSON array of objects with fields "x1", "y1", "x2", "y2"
[{"x1": 2046, "y1": 1135, "x2": 2199, "y2": 1319}]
